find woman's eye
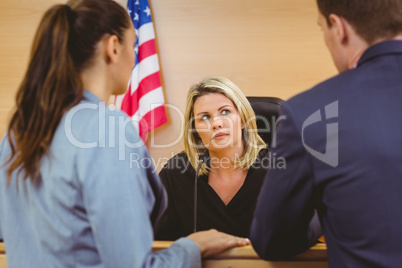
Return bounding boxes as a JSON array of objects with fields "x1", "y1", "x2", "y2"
[
  {"x1": 221, "y1": 109, "x2": 230, "y2": 115},
  {"x1": 201, "y1": 115, "x2": 210, "y2": 120}
]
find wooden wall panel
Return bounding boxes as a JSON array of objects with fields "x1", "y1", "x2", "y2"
[
  {"x1": 0, "y1": 0, "x2": 64, "y2": 136},
  {"x1": 0, "y1": 0, "x2": 337, "y2": 170}
]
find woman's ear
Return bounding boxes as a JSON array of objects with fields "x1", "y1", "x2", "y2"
[{"x1": 103, "y1": 35, "x2": 119, "y2": 64}]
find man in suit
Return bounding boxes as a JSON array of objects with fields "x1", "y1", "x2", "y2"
[{"x1": 250, "y1": 0, "x2": 402, "y2": 267}]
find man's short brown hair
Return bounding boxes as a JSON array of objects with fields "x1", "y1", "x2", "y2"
[{"x1": 317, "y1": 0, "x2": 402, "y2": 44}]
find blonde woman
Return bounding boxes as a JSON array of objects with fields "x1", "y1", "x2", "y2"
[{"x1": 155, "y1": 77, "x2": 269, "y2": 240}]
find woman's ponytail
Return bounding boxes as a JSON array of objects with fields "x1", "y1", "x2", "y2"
[
  {"x1": 6, "y1": 0, "x2": 131, "y2": 184},
  {"x1": 7, "y1": 4, "x2": 82, "y2": 184}
]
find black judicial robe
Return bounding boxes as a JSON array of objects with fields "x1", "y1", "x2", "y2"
[{"x1": 154, "y1": 149, "x2": 269, "y2": 240}]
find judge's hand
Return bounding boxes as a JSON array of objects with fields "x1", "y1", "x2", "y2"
[{"x1": 187, "y1": 229, "x2": 250, "y2": 258}]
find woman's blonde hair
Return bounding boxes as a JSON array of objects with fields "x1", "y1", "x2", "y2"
[{"x1": 183, "y1": 77, "x2": 266, "y2": 175}]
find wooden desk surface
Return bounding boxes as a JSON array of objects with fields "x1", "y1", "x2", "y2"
[
  {"x1": 153, "y1": 241, "x2": 327, "y2": 260},
  {"x1": 154, "y1": 241, "x2": 328, "y2": 268},
  {"x1": 0, "y1": 242, "x2": 328, "y2": 268},
  {"x1": 0, "y1": 243, "x2": 5, "y2": 268},
  {"x1": 155, "y1": 241, "x2": 328, "y2": 267}
]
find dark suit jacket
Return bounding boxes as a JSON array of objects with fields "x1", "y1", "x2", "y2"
[{"x1": 250, "y1": 40, "x2": 402, "y2": 268}]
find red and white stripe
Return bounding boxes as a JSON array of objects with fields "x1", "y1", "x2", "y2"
[{"x1": 115, "y1": 14, "x2": 167, "y2": 142}]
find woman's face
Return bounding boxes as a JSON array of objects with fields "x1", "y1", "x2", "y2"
[
  {"x1": 193, "y1": 93, "x2": 244, "y2": 153},
  {"x1": 113, "y1": 24, "x2": 136, "y2": 95}
]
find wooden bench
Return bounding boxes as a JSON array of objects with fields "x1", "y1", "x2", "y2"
[{"x1": 0, "y1": 242, "x2": 328, "y2": 267}]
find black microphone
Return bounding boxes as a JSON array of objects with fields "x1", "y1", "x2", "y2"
[{"x1": 193, "y1": 151, "x2": 209, "y2": 233}]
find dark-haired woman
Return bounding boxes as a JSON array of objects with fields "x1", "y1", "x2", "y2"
[{"x1": 0, "y1": 1, "x2": 248, "y2": 267}]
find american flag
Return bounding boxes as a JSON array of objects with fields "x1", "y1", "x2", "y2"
[{"x1": 115, "y1": 0, "x2": 167, "y2": 142}]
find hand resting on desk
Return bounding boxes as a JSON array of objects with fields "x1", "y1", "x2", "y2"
[{"x1": 187, "y1": 229, "x2": 250, "y2": 258}]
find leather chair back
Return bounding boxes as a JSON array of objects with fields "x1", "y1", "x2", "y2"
[{"x1": 246, "y1": 97, "x2": 283, "y2": 148}]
